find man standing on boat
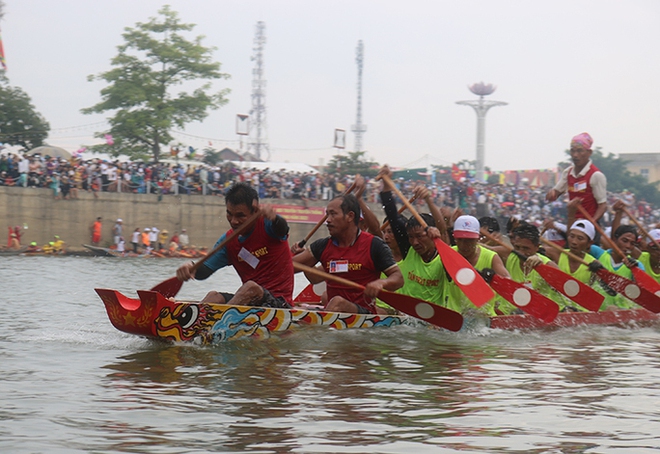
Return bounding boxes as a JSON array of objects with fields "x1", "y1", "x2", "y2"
[
  {"x1": 90, "y1": 217, "x2": 102, "y2": 246},
  {"x1": 546, "y1": 132, "x2": 608, "y2": 223},
  {"x1": 293, "y1": 193, "x2": 403, "y2": 314},
  {"x1": 176, "y1": 182, "x2": 294, "y2": 308}
]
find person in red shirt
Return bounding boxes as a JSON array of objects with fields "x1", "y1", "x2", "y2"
[
  {"x1": 176, "y1": 182, "x2": 293, "y2": 308},
  {"x1": 546, "y1": 132, "x2": 607, "y2": 222},
  {"x1": 293, "y1": 193, "x2": 403, "y2": 314}
]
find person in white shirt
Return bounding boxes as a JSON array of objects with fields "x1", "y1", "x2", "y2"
[{"x1": 131, "y1": 228, "x2": 140, "y2": 253}]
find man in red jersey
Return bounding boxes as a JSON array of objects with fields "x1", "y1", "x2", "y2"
[
  {"x1": 546, "y1": 132, "x2": 607, "y2": 222},
  {"x1": 176, "y1": 182, "x2": 294, "y2": 308},
  {"x1": 293, "y1": 193, "x2": 403, "y2": 314}
]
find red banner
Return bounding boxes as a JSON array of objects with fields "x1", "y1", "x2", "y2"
[{"x1": 270, "y1": 204, "x2": 325, "y2": 224}]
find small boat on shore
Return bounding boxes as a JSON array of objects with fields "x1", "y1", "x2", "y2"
[
  {"x1": 95, "y1": 288, "x2": 660, "y2": 344},
  {"x1": 0, "y1": 246, "x2": 28, "y2": 256}
]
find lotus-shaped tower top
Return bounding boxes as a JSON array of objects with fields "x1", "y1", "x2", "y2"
[{"x1": 468, "y1": 82, "x2": 496, "y2": 97}]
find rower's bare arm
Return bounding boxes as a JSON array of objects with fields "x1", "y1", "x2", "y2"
[
  {"x1": 491, "y1": 254, "x2": 511, "y2": 279},
  {"x1": 355, "y1": 175, "x2": 383, "y2": 238},
  {"x1": 381, "y1": 264, "x2": 404, "y2": 292},
  {"x1": 292, "y1": 249, "x2": 324, "y2": 283}
]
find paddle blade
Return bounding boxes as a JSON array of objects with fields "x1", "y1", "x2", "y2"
[
  {"x1": 595, "y1": 268, "x2": 660, "y2": 313},
  {"x1": 490, "y1": 274, "x2": 560, "y2": 323},
  {"x1": 150, "y1": 276, "x2": 183, "y2": 299},
  {"x1": 631, "y1": 266, "x2": 660, "y2": 294},
  {"x1": 433, "y1": 238, "x2": 494, "y2": 307},
  {"x1": 378, "y1": 290, "x2": 464, "y2": 332},
  {"x1": 535, "y1": 264, "x2": 604, "y2": 312}
]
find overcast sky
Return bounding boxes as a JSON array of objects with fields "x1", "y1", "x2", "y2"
[{"x1": 2, "y1": 0, "x2": 659, "y2": 171}]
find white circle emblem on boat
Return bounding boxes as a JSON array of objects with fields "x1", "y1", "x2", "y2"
[
  {"x1": 456, "y1": 268, "x2": 476, "y2": 285},
  {"x1": 415, "y1": 302, "x2": 435, "y2": 320},
  {"x1": 313, "y1": 282, "x2": 327, "y2": 296},
  {"x1": 563, "y1": 280, "x2": 580, "y2": 297},
  {"x1": 656, "y1": 290, "x2": 660, "y2": 298},
  {"x1": 513, "y1": 288, "x2": 532, "y2": 307},
  {"x1": 624, "y1": 284, "x2": 641, "y2": 299}
]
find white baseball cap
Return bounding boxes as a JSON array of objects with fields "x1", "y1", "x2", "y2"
[
  {"x1": 117, "y1": 218, "x2": 122, "y2": 222},
  {"x1": 453, "y1": 215, "x2": 481, "y2": 239},
  {"x1": 646, "y1": 229, "x2": 660, "y2": 244},
  {"x1": 569, "y1": 220, "x2": 595, "y2": 241}
]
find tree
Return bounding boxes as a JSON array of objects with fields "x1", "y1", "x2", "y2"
[
  {"x1": 325, "y1": 151, "x2": 379, "y2": 177},
  {"x1": 82, "y1": 5, "x2": 230, "y2": 162},
  {"x1": 0, "y1": 75, "x2": 50, "y2": 150}
]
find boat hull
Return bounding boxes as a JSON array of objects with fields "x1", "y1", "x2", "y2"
[
  {"x1": 95, "y1": 289, "x2": 407, "y2": 344},
  {"x1": 95, "y1": 289, "x2": 660, "y2": 344}
]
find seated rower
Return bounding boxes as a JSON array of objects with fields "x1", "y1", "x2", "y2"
[
  {"x1": 293, "y1": 193, "x2": 403, "y2": 314},
  {"x1": 544, "y1": 219, "x2": 598, "y2": 287},
  {"x1": 496, "y1": 222, "x2": 583, "y2": 313},
  {"x1": 446, "y1": 215, "x2": 511, "y2": 316},
  {"x1": 176, "y1": 182, "x2": 294, "y2": 309},
  {"x1": 637, "y1": 229, "x2": 660, "y2": 284},
  {"x1": 588, "y1": 224, "x2": 644, "y2": 310},
  {"x1": 380, "y1": 169, "x2": 449, "y2": 310}
]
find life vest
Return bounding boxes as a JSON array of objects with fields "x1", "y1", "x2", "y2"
[{"x1": 567, "y1": 162, "x2": 600, "y2": 219}]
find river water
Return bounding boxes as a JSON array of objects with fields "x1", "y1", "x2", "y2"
[{"x1": 1, "y1": 255, "x2": 660, "y2": 453}]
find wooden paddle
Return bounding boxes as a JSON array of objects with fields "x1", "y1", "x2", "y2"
[
  {"x1": 541, "y1": 236, "x2": 660, "y2": 313},
  {"x1": 293, "y1": 262, "x2": 464, "y2": 331},
  {"x1": 577, "y1": 205, "x2": 660, "y2": 295},
  {"x1": 481, "y1": 229, "x2": 604, "y2": 311},
  {"x1": 622, "y1": 206, "x2": 660, "y2": 250},
  {"x1": 151, "y1": 211, "x2": 261, "y2": 298},
  {"x1": 378, "y1": 174, "x2": 494, "y2": 307},
  {"x1": 296, "y1": 181, "x2": 357, "y2": 248},
  {"x1": 380, "y1": 193, "x2": 418, "y2": 230}
]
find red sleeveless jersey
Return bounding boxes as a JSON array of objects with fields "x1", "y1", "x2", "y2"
[
  {"x1": 568, "y1": 163, "x2": 600, "y2": 219},
  {"x1": 318, "y1": 231, "x2": 379, "y2": 313},
  {"x1": 225, "y1": 217, "x2": 294, "y2": 302}
]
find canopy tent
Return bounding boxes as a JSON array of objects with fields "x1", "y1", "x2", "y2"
[
  {"x1": 229, "y1": 161, "x2": 318, "y2": 174},
  {"x1": 26, "y1": 145, "x2": 72, "y2": 160}
]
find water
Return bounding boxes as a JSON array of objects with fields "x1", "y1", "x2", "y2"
[{"x1": 2, "y1": 256, "x2": 660, "y2": 453}]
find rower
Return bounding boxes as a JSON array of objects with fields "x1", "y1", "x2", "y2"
[
  {"x1": 380, "y1": 170, "x2": 449, "y2": 310},
  {"x1": 499, "y1": 222, "x2": 581, "y2": 313},
  {"x1": 638, "y1": 229, "x2": 660, "y2": 284},
  {"x1": 446, "y1": 215, "x2": 510, "y2": 316},
  {"x1": 176, "y1": 182, "x2": 294, "y2": 309},
  {"x1": 292, "y1": 193, "x2": 403, "y2": 314}
]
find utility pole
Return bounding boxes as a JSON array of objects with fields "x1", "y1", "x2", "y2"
[
  {"x1": 248, "y1": 21, "x2": 269, "y2": 161},
  {"x1": 351, "y1": 40, "x2": 367, "y2": 152},
  {"x1": 456, "y1": 82, "x2": 507, "y2": 182}
]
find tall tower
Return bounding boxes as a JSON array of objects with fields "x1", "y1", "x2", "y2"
[
  {"x1": 248, "y1": 21, "x2": 269, "y2": 161},
  {"x1": 456, "y1": 82, "x2": 507, "y2": 182},
  {"x1": 351, "y1": 40, "x2": 367, "y2": 152}
]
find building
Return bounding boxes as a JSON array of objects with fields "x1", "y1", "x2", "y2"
[{"x1": 619, "y1": 153, "x2": 660, "y2": 184}]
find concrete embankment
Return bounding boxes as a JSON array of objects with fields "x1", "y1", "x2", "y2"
[{"x1": 0, "y1": 187, "x2": 383, "y2": 250}]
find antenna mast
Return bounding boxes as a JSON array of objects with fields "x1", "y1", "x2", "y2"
[
  {"x1": 249, "y1": 21, "x2": 269, "y2": 161},
  {"x1": 351, "y1": 40, "x2": 367, "y2": 152}
]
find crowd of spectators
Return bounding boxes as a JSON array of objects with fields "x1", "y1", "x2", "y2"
[{"x1": 1, "y1": 151, "x2": 658, "y2": 228}]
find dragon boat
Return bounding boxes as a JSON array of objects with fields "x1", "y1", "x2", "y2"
[{"x1": 95, "y1": 288, "x2": 660, "y2": 344}]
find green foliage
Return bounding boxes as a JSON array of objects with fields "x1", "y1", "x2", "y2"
[
  {"x1": 82, "y1": 5, "x2": 230, "y2": 162},
  {"x1": 202, "y1": 147, "x2": 222, "y2": 166},
  {"x1": 325, "y1": 151, "x2": 379, "y2": 177},
  {"x1": 0, "y1": 75, "x2": 50, "y2": 150},
  {"x1": 563, "y1": 148, "x2": 660, "y2": 205}
]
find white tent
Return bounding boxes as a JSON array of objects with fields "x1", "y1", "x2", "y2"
[{"x1": 229, "y1": 161, "x2": 318, "y2": 174}]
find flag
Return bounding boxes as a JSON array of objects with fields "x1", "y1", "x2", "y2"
[
  {"x1": 170, "y1": 146, "x2": 178, "y2": 156},
  {"x1": 451, "y1": 164, "x2": 465, "y2": 182},
  {"x1": 104, "y1": 134, "x2": 114, "y2": 146},
  {"x1": 188, "y1": 146, "x2": 195, "y2": 158},
  {"x1": 0, "y1": 32, "x2": 7, "y2": 70}
]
